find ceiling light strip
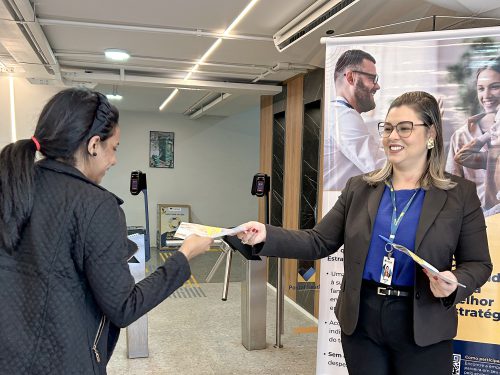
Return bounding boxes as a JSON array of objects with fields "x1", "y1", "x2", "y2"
[
  {"x1": 224, "y1": 0, "x2": 259, "y2": 35},
  {"x1": 159, "y1": 88, "x2": 179, "y2": 111},
  {"x1": 158, "y1": 0, "x2": 259, "y2": 111},
  {"x1": 198, "y1": 38, "x2": 222, "y2": 65}
]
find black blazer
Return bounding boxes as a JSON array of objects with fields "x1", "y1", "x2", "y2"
[{"x1": 257, "y1": 174, "x2": 492, "y2": 346}]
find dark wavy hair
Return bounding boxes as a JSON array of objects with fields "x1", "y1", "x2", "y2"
[
  {"x1": 0, "y1": 88, "x2": 119, "y2": 252},
  {"x1": 334, "y1": 49, "x2": 376, "y2": 81},
  {"x1": 476, "y1": 56, "x2": 500, "y2": 81}
]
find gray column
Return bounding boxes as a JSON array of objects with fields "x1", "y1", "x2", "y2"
[{"x1": 241, "y1": 256, "x2": 267, "y2": 350}]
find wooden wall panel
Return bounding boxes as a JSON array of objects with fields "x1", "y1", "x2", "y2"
[
  {"x1": 259, "y1": 95, "x2": 273, "y2": 223},
  {"x1": 283, "y1": 75, "x2": 304, "y2": 300},
  {"x1": 259, "y1": 95, "x2": 273, "y2": 281}
]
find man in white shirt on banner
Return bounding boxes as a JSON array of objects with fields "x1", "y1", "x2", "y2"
[{"x1": 324, "y1": 49, "x2": 386, "y2": 191}]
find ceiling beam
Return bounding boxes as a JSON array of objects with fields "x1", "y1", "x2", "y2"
[
  {"x1": 60, "y1": 61, "x2": 262, "y2": 79},
  {"x1": 189, "y1": 93, "x2": 232, "y2": 119},
  {"x1": 54, "y1": 51, "x2": 271, "y2": 71},
  {"x1": 38, "y1": 18, "x2": 274, "y2": 42},
  {"x1": 61, "y1": 71, "x2": 282, "y2": 95}
]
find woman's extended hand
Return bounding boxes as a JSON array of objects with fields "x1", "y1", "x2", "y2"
[
  {"x1": 236, "y1": 221, "x2": 266, "y2": 246},
  {"x1": 423, "y1": 269, "x2": 458, "y2": 298},
  {"x1": 179, "y1": 235, "x2": 214, "y2": 261}
]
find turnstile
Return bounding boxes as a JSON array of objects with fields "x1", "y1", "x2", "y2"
[
  {"x1": 169, "y1": 237, "x2": 268, "y2": 351},
  {"x1": 126, "y1": 228, "x2": 149, "y2": 358},
  {"x1": 124, "y1": 236, "x2": 268, "y2": 357}
]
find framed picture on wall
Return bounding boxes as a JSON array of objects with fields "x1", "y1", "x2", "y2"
[
  {"x1": 149, "y1": 131, "x2": 174, "y2": 168},
  {"x1": 157, "y1": 204, "x2": 190, "y2": 249}
]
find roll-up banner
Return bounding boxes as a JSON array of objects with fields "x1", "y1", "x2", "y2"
[{"x1": 318, "y1": 26, "x2": 500, "y2": 375}]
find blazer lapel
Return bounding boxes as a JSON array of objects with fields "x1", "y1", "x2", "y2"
[
  {"x1": 415, "y1": 186, "x2": 447, "y2": 252},
  {"x1": 368, "y1": 182, "x2": 385, "y2": 230}
]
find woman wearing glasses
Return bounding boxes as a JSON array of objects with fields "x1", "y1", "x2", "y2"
[{"x1": 236, "y1": 91, "x2": 491, "y2": 375}]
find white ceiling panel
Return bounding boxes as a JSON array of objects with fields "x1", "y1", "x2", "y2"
[
  {"x1": 2, "y1": 0, "x2": 500, "y2": 117},
  {"x1": 96, "y1": 84, "x2": 211, "y2": 113},
  {"x1": 42, "y1": 26, "x2": 217, "y2": 61},
  {"x1": 235, "y1": 0, "x2": 318, "y2": 35},
  {"x1": 205, "y1": 94, "x2": 260, "y2": 117},
  {"x1": 35, "y1": 0, "x2": 253, "y2": 31},
  {"x1": 425, "y1": 0, "x2": 500, "y2": 15}
]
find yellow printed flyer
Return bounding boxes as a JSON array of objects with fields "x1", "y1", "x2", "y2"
[{"x1": 174, "y1": 222, "x2": 245, "y2": 239}]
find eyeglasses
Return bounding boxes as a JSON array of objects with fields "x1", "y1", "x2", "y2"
[
  {"x1": 351, "y1": 70, "x2": 379, "y2": 84},
  {"x1": 378, "y1": 121, "x2": 429, "y2": 138}
]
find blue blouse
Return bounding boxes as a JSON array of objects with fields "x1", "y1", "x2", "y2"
[{"x1": 362, "y1": 185, "x2": 426, "y2": 287}]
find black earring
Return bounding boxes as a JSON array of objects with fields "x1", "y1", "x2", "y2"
[{"x1": 92, "y1": 152, "x2": 97, "y2": 156}]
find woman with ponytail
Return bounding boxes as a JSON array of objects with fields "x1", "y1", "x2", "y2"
[{"x1": 0, "y1": 88, "x2": 212, "y2": 374}]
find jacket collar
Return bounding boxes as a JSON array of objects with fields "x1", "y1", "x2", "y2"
[
  {"x1": 37, "y1": 158, "x2": 124, "y2": 205},
  {"x1": 367, "y1": 181, "x2": 385, "y2": 230},
  {"x1": 367, "y1": 179, "x2": 447, "y2": 253},
  {"x1": 415, "y1": 185, "x2": 446, "y2": 252}
]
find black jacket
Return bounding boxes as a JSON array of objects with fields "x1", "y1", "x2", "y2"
[{"x1": 0, "y1": 159, "x2": 191, "y2": 374}]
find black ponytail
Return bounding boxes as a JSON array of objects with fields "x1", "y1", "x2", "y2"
[
  {"x1": 0, "y1": 88, "x2": 118, "y2": 253},
  {"x1": 0, "y1": 140, "x2": 37, "y2": 252}
]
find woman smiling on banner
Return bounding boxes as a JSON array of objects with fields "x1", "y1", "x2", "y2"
[
  {"x1": 236, "y1": 91, "x2": 492, "y2": 375},
  {"x1": 447, "y1": 57, "x2": 500, "y2": 212}
]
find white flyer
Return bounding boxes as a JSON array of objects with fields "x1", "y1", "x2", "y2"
[
  {"x1": 379, "y1": 235, "x2": 466, "y2": 288},
  {"x1": 174, "y1": 222, "x2": 246, "y2": 239}
]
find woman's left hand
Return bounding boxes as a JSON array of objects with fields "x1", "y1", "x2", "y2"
[{"x1": 423, "y1": 269, "x2": 458, "y2": 298}]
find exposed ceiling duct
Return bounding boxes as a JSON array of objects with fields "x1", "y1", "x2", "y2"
[
  {"x1": 188, "y1": 93, "x2": 233, "y2": 119},
  {"x1": 0, "y1": 0, "x2": 60, "y2": 80},
  {"x1": 59, "y1": 70, "x2": 282, "y2": 95},
  {"x1": 273, "y1": 0, "x2": 358, "y2": 52}
]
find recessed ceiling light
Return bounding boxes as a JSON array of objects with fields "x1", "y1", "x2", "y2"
[
  {"x1": 104, "y1": 49, "x2": 130, "y2": 61},
  {"x1": 106, "y1": 94, "x2": 123, "y2": 101}
]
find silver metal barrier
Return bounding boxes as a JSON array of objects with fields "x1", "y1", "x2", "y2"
[
  {"x1": 124, "y1": 237, "x2": 267, "y2": 355},
  {"x1": 241, "y1": 255, "x2": 267, "y2": 350},
  {"x1": 173, "y1": 238, "x2": 267, "y2": 350},
  {"x1": 126, "y1": 232, "x2": 149, "y2": 358}
]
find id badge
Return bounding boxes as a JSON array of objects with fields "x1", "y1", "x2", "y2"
[{"x1": 380, "y1": 256, "x2": 395, "y2": 285}]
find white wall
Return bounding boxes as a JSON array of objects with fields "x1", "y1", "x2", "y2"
[
  {"x1": 0, "y1": 77, "x2": 11, "y2": 149},
  {"x1": 102, "y1": 109, "x2": 260, "y2": 243},
  {"x1": 0, "y1": 77, "x2": 260, "y2": 245},
  {"x1": 0, "y1": 77, "x2": 63, "y2": 146}
]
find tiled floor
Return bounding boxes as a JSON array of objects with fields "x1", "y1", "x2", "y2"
[{"x1": 107, "y1": 249, "x2": 318, "y2": 374}]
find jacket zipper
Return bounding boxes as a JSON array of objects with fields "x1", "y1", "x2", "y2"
[{"x1": 92, "y1": 315, "x2": 106, "y2": 363}]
